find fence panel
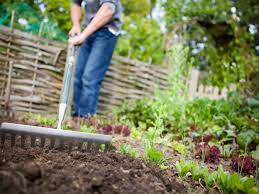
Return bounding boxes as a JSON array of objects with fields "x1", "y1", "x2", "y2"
[{"x1": 0, "y1": 25, "x2": 169, "y2": 116}]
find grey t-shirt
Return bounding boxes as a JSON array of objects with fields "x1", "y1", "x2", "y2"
[{"x1": 72, "y1": 0, "x2": 122, "y2": 35}]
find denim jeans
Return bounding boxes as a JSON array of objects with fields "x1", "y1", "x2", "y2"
[{"x1": 73, "y1": 27, "x2": 118, "y2": 117}]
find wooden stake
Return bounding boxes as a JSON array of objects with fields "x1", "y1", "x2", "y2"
[
  {"x1": 2, "y1": 11, "x2": 15, "y2": 115},
  {"x1": 29, "y1": 22, "x2": 44, "y2": 112},
  {"x1": 10, "y1": 10, "x2": 15, "y2": 32},
  {"x1": 4, "y1": 61, "x2": 13, "y2": 116}
]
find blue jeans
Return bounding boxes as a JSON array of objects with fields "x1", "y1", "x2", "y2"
[{"x1": 73, "y1": 27, "x2": 118, "y2": 117}]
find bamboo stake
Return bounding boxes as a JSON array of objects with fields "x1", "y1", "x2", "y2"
[
  {"x1": 4, "y1": 61, "x2": 13, "y2": 116},
  {"x1": 29, "y1": 22, "x2": 44, "y2": 112},
  {"x1": 2, "y1": 11, "x2": 15, "y2": 115}
]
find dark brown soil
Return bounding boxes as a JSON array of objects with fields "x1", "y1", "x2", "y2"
[{"x1": 0, "y1": 139, "x2": 188, "y2": 194}]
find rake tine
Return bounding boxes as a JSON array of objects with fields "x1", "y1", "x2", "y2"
[
  {"x1": 82, "y1": 142, "x2": 87, "y2": 152},
  {"x1": 35, "y1": 137, "x2": 40, "y2": 146},
  {"x1": 78, "y1": 142, "x2": 84, "y2": 151},
  {"x1": 87, "y1": 142, "x2": 92, "y2": 152},
  {"x1": 0, "y1": 133, "x2": 5, "y2": 147},
  {"x1": 21, "y1": 135, "x2": 26, "y2": 148},
  {"x1": 11, "y1": 134, "x2": 16, "y2": 147},
  {"x1": 59, "y1": 140, "x2": 64, "y2": 150},
  {"x1": 94, "y1": 143, "x2": 100, "y2": 152},
  {"x1": 31, "y1": 136, "x2": 36, "y2": 147},
  {"x1": 105, "y1": 143, "x2": 111, "y2": 152},
  {"x1": 50, "y1": 139, "x2": 55, "y2": 149},
  {"x1": 68, "y1": 142, "x2": 73, "y2": 153},
  {"x1": 41, "y1": 137, "x2": 45, "y2": 148}
]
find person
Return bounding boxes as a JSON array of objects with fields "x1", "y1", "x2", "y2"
[{"x1": 69, "y1": 0, "x2": 121, "y2": 119}]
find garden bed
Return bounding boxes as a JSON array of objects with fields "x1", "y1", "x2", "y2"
[
  {"x1": 0, "y1": 112, "x2": 258, "y2": 194},
  {"x1": 0, "y1": 119, "x2": 188, "y2": 194}
]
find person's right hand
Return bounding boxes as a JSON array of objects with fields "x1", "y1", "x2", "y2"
[{"x1": 69, "y1": 23, "x2": 81, "y2": 36}]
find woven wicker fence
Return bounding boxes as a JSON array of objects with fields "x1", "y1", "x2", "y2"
[
  {"x1": 0, "y1": 25, "x2": 169, "y2": 116},
  {"x1": 0, "y1": 21, "x2": 235, "y2": 117}
]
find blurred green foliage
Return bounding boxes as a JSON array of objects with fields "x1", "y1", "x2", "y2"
[
  {"x1": 115, "y1": 0, "x2": 165, "y2": 64},
  {"x1": 39, "y1": 0, "x2": 71, "y2": 32},
  {"x1": 1, "y1": 0, "x2": 258, "y2": 90},
  {"x1": 121, "y1": 0, "x2": 151, "y2": 17},
  {"x1": 0, "y1": 1, "x2": 68, "y2": 41},
  {"x1": 115, "y1": 16, "x2": 165, "y2": 64},
  {"x1": 162, "y1": 0, "x2": 259, "y2": 91}
]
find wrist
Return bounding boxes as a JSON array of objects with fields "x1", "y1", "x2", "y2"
[
  {"x1": 73, "y1": 22, "x2": 80, "y2": 27},
  {"x1": 82, "y1": 28, "x2": 90, "y2": 39}
]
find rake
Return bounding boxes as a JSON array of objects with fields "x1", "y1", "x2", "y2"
[{"x1": 0, "y1": 45, "x2": 112, "y2": 151}]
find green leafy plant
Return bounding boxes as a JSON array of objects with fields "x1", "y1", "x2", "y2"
[
  {"x1": 204, "y1": 171, "x2": 218, "y2": 188},
  {"x1": 130, "y1": 127, "x2": 142, "y2": 140},
  {"x1": 220, "y1": 144, "x2": 233, "y2": 158},
  {"x1": 118, "y1": 144, "x2": 138, "y2": 158},
  {"x1": 172, "y1": 141, "x2": 187, "y2": 155},
  {"x1": 80, "y1": 125, "x2": 96, "y2": 134},
  {"x1": 175, "y1": 159, "x2": 258, "y2": 193},
  {"x1": 175, "y1": 160, "x2": 194, "y2": 177},
  {"x1": 217, "y1": 165, "x2": 258, "y2": 194},
  {"x1": 26, "y1": 113, "x2": 57, "y2": 127},
  {"x1": 145, "y1": 146, "x2": 166, "y2": 165},
  {"x1": 237, "y1": 130, "x2": 257, "y2": 151}
]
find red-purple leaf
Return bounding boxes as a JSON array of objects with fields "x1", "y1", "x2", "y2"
[
  {"x1": 195, "y1": 143, "x2": 221, "y2": 164},
  {"x1": 102, "y1": 124, "x2": 113, "y2": 134},
  {"x1": 231, "y1": 155, "x2": 256, "y2": 174}
]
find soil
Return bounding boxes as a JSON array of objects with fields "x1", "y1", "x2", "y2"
[{"x1": 0, "y1": 137, "x2": 188, "y2": 194}]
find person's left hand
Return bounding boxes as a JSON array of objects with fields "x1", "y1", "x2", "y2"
[{"x1": 68, "y1": 33, "x2": 87, "y2": 45}]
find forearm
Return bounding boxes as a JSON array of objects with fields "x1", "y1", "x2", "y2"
[
  {"x1": 82, "y1": 4, "x2": 115, "y2": 37},
  {"x1": 71, "y1": 3, "x2": 82, "y2": 26}
]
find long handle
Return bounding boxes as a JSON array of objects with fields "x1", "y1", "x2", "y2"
[
  {"x1": 60, "y1": 46, "x2": 76, "y2": 104},
  {"x1": 57, "y1": 45, "x2": 77, "y2": 129}
]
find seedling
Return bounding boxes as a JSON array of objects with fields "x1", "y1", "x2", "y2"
[
  {"x1": 145, "y1": 146, "x2": 166, "y2": 165},
  {"x1": 172, "y1": 141, "x2": 186, "y2": 155},
  {"x1": 80, "y1": 125, "x2": 97, "y2": 134},
  {"x1": 118, "y1": 144, "x2": 138, "y2": 157}
]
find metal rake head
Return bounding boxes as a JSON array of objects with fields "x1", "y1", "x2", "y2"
[{"x1": 0, "y1": 122, "x2": 112, "y2": 152}]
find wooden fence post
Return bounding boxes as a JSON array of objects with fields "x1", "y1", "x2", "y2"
[
  {"x1": 4, "y1": 61, "x2": 13, "y2": 116},
  {"x1": 188, "y1": 68, "x2": 199, "y2": 100},
  {"x1": 3, "y1": 10, "x2": 15, "y2": 116},
  {"x1": 29, "y1": 22, "x2": 44, "y2": 113}
]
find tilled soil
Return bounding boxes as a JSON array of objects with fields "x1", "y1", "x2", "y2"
[{"x1": 0, "y1": 141, "x2": 188, "y2": 194}]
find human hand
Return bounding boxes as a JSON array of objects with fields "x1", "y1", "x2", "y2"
[
  {"x1": 69, "y1": 23, "x2": 81, "y2": 36},
  {"x1": 68, "y1": 33, "x2": 87, "y2": 45}
]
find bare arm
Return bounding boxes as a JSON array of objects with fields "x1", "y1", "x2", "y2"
[
  {"x1": 69, "y1": 4, "x2": 115, "y2": 45},
  {"x1": 69, "y1": 3, "x2": 82, "y2": 36},
  {"x1": 82, "y1": 4, "x2": 115, "y2": 38}
]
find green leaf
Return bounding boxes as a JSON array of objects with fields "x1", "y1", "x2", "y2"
[
  {"x1": 237, "y1": 130, "x2": 256, "y2": 149},
  {"x1": 172, "y1": 141, "x2": 186, "y2": 155}
]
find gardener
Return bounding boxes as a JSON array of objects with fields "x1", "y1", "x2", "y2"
[{"x1": 69, "y1": 0, "x2": 121, "y2": 118}]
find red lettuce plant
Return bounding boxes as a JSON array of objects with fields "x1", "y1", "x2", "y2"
[
  {"x1": 122, "y1": 126, "x2": 131, "y2": 137},
  {"x1": 192, "y1": 134, "x2": 212, "y2": 144},
  {"x1": 83, "y1": 117, "x2": 102, "y2": 129},
  {"x1": 195, "y1": 143, "x2": 221, "y2": 164},
  {"x1": 102, "y1": 124, "x2": 113, "y2": 134},
  {"x1": 101, "y1": 124, "x2": 131, "y2": 136},
  {"x1": 113, "y1": 125, "x2": 131, "y2": 136},
  {"x1": 231, "y1": 155, "x2": 256, "y2": 174},
  {"x1": 114, "y1": 125, "x2": 123, "y2": 134},
  {"x1": 202, "y1": 134, "x2": 213, "y2": 142}
]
